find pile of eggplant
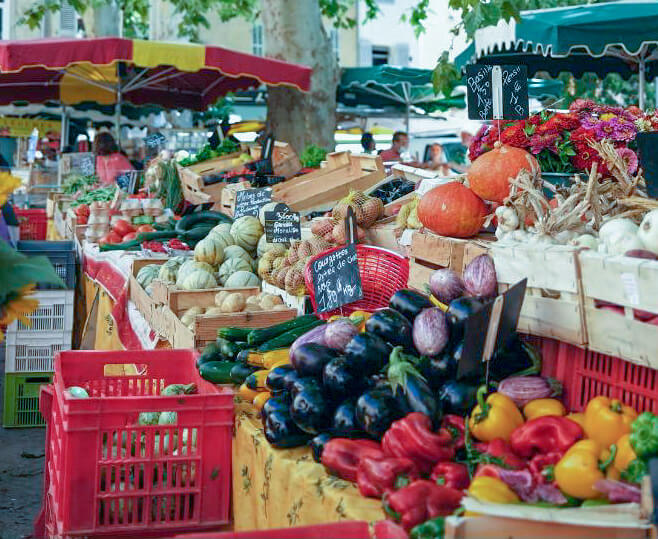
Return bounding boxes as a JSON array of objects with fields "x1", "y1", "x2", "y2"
[
  {"x1": 261, "y1": 287, "x2": 541, "y2": 454},
  {"x1": 369, "y1": 178, "x2": 415, "y2": 205}
]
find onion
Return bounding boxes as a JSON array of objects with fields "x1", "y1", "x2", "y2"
[
  {"x1": 625, "y1": 249, "x2": 658, "y2": 260},
  {"x1": 429, "y1": 268, "x2": 465, "y2": 304},
  {"x1": 290, "y1": 323, "x2": 327, "y2": 362},
  {"x1": 324, "y1": 319, "x2": 358, "y2": 352},
  {"x1": 497, "y1": 376, "x2": 557, "y2": 407},
  {"x1": 412, "y1": 308, "x2": 449, "y2": 357},
  {"x1": 463, "y1": 254, "x2": 497, "y2": 298}
]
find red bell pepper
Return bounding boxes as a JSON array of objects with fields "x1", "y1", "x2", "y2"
[
  {"x1": 474, "y1": 463, "x2": 505, "y2": 479},
  {"x1": 384, "y1": 479, "x2": 463, "y2": 531},
  {"x1": 383, "y1": 413, "x2": 455, "y2": 474},
  {"x1": 321, "y1": 438, "x2": 384, "y2": 483},
  {"x1": 529, "y1": 452, "x2": 562, "y2": 484},
  {"x1": 510, "y1": 416, "x2": 583, "y2": 458},
  {"x1": 474, "y1": 438, "x2": 526, "y2": 469},
  {"x1": 357, "y1": 456, "x2": 420, "y2": 499},
  {"x1": 430, "y1": 461, "x2": 470, "y2": 490},
  {"x1": 442, "y1": 414, "x2": 466, "y2": 450}
]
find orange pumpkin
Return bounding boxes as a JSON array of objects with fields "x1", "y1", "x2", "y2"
[
  {"x1": 468, "y1": 142, "x2": 540, "y2": 204},
  {"x1": 417, "y1": 182, "x2": 487, "y2": 238}
]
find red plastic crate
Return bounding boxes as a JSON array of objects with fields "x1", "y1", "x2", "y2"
[
  {"x1": 305, "y1": 245, "x2": 410, "y2": 319},
  {"x1": 174, "y1": 521, "x2": 372, "y2": 538},
  {"x1": 43, "y1": 349, "x2": 234, "y2": 537},
  {"x1": 14, "y1": 207, "x2": 47, "y2": 240},
  {"x1": 541, "y1": 340, "x2": 658, "y2": 413}
]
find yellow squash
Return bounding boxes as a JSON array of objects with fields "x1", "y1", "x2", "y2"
[
  {"x1": 469, "y1": 387, "x2": 524, "y2": 442},
  {"x1": 583, "y1": 396, "x2": 637, "y2": 447}
]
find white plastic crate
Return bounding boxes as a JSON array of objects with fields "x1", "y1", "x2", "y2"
[
  {"x1": 7, "y1": 290, "x2": 74, "y2": 334},
  {"x1": 4, "y1": 330, "x2": 72, "y2": 373}
]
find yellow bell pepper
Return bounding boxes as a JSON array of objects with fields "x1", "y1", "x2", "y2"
[
  {"x1": 554, "y1": 439, "x2": 616, "y2": 499},
  {"x1": 349, "y1": 310, "x2": 371, "y2": 331},
  {"x1": 467, "y1": 476, "x2": 519, "y2": 504},
  {"x1": 583, "y1": 396, "x2": 637, "y2": 447},
  {"x1": 469, "y1": 386, "x2": 524, "y2": 442},
  {"x1": 523, "y1": 398, "x2": 566, "y2": 420},
  {"x1": 613, "y1": 433, "x2": 636, "y2": 473},
  {"x1": 567, "y1": 412, "x2": 586, "y2": 430}
]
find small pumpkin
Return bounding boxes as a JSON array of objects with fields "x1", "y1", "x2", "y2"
[
  {"x1": 217, "y1": 257, "x2": 253, "y2": 286},
  {"x1": 194, "y1": 236, "x2": 225, "y2": 266},
  {"x1": 231, "y1": 216, "x2": 264, "y2": 252},
  {"x1": 225, "y1": 271, "x2": 260, "y2": 288},
  {"x1": 180, "y1": 270, "x2": 217, "y2": 290},
  {"x1": 468, "y1": 142, "x2": 540, "y2": 204},
  {"x1": 417, "y1": 182, "x2": 487, "y2": 238}
]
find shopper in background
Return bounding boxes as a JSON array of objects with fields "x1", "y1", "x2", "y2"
[
  {"x1": 423, "y1": 143, "x2": 451, "y2": 175},
  {"x1": 379, "y1": 131, "x2": 409, "y2": 162},
  {"x1": 94, "y1": 132, "x2": 133, "y2": 185},
  {"x1": 360, "y1": 132, "x2": 376, "y2": 154}
]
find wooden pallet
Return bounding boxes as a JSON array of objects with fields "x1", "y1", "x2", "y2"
[
  {"x1": 177, "y1": 151, "x2": 250, "y2": 205},
  {"x1": 271, "y1": 152, "x2": 386, "y2": 213},
  {"x1": 579, "y1": 251, "x2": 658, "y2": 369},
  {"x1": 488, "y1": 243, "x2": 587, "y2": 346},
  {"x1": 407, "y1": 230, "x2": 492, "y2": 291},
  {"x1": 219, "y1": 181, "x2": 251, "y2": 217}
]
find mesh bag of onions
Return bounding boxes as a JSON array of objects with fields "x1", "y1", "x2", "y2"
[{"x1": 332, "y1": 190, "x2": 384, "y2": 228}]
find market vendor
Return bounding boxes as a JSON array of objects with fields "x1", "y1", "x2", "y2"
[
  {"x1": 422, "y1": 143, "x2": 452, "y2": 175},
  {"x1": 379, "y1": 131, "x2": 409, "y2": 162},
  {"x1": 94, "y1": 132, "x2": 133, "y2": 185}
]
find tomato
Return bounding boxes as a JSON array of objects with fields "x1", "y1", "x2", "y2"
[
  {"x1": 74, "y1": 204, "x2": 90, "y2": 217},
  {"x1": 112, "y1": 219, "x2": 135, "y2": 237},
  {"x1": 77, "y1": 215, "x2": 88, "y2": 225},
  {"x1": 99, "y1": 231, "x2": 122, "y2": 245},
  {"x1": 136, "y1": 224, "x2": 155, "y2": 233},
  {"x1": 122, "y1": 232, "x2": 137, "y2": 242}
]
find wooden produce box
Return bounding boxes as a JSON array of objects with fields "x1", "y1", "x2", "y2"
[
  {"x1": 488, "y1": 243, "x2": 587, "y2": 346},
  {"x1": 272, "y1": 152, "x2": 386, "y2": 213},
  {"x1": 580, "y1": 251, "x2": 658, "y2": 368},
  {"x1": 129, "y1": 258, "x2": 168, "y2": 328},
  {"x1": 219, "y1": 181, "x2": 250, "y2": 217},
  {"x1": 177, "y1": 151, "x2": 250, "y2": 205},
  {"x1": 151, "y1": 293, "x2": 297, "y2": 350},
  {"x1": 64, "y1": 210, "x2": 89, "y2": 242},
  {"x1": 407, "y1": 230, "x2": 491, "y2": 291},
  {"x1": 250, "y1": 141, "x2": 302, "y2": 179},
  {"x1": 366, "y1": 217, "x2": 406, "y2": 256},
  {"x1": 262, "y1": 281, "x2": 311, "y2": 315}
]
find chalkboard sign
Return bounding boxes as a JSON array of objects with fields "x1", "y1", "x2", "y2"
[
  {"x1": 234, "y1": 187, "x2": 272, "y2": 219},
  {"x1": 64, "y1": 152, "x2": 95, "y2": 176},
  {"x1": 145, "y1": 132, "x2": 166, "y2": 148},
  {"x1": 264, "y1": 203, "x2": 301, "y2": 243},
  {"x1": 466, "y1": 64, "x2": 529, "y2": 121},
  {"x1": 311, "y1": 244, "x2": 363, "y2": 314},
  {"x1": 116, "y1": 170, "x2": 139, "y2": 194}
]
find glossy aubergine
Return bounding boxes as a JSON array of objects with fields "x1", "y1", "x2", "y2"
[
  {"x1": 438, "y1": 380, "x2": 478, "y2": 415},
  {"x1": 289, "y1": 376, "x2": 322, "y2": 401},
  {"x1": 266, "y1": 365, "x2": 295, "y2": 393},
  {"x1": 262, "y1": 395, "x2": 289, "y2": 417},
  {"x1": 310, "y1": 433, "x2": 333, "y2": 463},
  {"x1": 331, "y1": 398, "x2": 366, "y2": 438},
  {"x1": 420, "y1": 352, "x2": 457, "y2": 391},
  {"x1": 263, "y1": 408, "x2": 311, "y2": 449},
  {"x1": 344, "y1": 333, "x2": 391, "y2": 375},
  {"x1": 364, "y1": 308, "x2": 413, "y2": 349},
  {"x1": 290, "y1": 387, "x2": 332, "y2": 434},
  {"x1": 389, "y1": 289, "x2": 433, "y2": 322},
  {"x1": 488, "y1": 335, "x2": 542, "y2": 381},
  {"x1": 291, "y1": 343, "x2": 340, "y2": 378},
  {"x1": 355, "y1": 389, "x2": 402, "y2": 439},
  {"x1": 323, "y1": 356, "x2": 364, "y2": 401},
  {"x1": 446, "y1": 296, "x2": 486, "y2": 340}
]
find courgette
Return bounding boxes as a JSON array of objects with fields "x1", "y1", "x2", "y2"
[
  {"x1": 199, "y1": 361, "x2": 238, "y2": 384},
  {"x1": 247, "y1": 315, "x2": 319, "y2": 346},
  {"x1": 99, "y1": 239, "x2": 141, "y2": 252},
  {"x1": 136, "y1": 230, "x2": 178, "y2": 242},
  {"x1": 175, "y1": 210, "x2": 232, "y2": 233},
  {"x1": 179, "y1": 226, "x2": 214, "y2": 242},
  {"x1": 258, "y1": 320, "x2": 325, "y2": 352},
  {"x1": 245, "y1": 369, "x2": 270, "y2": 391},
  {"x1": 197, "y1": 342, "x2": 223, "y2": 366},
  {"x1": 230, "y1": 363, "x2": 258, "y2": 385},
  {"x1": 218, "y1": 327, "x2": 254, "y2": 342}
]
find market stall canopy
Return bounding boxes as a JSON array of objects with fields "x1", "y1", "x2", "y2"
[
  {"x1": 0, "y1": 37, "x2": 312, "y2": 110},
  {"x1": 454, "y1": 0, "x2": 658, "y2": 107}
]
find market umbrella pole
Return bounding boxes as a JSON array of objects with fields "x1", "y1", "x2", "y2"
[{"x1": 639, "y1": 58, "x2": 646, "y2": 110}]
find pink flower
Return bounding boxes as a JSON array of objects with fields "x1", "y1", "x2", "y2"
[
  {"x1": 529, "y1": 132, "x2": 559, "y2": 154},
  {"x1": 569, "y1": 99, "x2": 597, "y2": 114},
  {"x1": 616, "y1": 147, "x2": 638, "y2": 174},
  {"x1": 593, "y1": 116, "x2": 637, "y2": 142}
]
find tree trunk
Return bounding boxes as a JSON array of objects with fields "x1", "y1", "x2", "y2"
[
  {"x1": 261, "y1": 0, "x2": 338, "y2": 154},
  {"x1": 84, "y1": 2, "x2": 121, "y2": 37}
]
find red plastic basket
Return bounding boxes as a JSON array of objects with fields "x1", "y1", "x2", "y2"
[
  {"x1": 14, "y1": 207, "x2": 47, "y2": 240},
  {"x1": 43, "y1": 349, "x2": 234, "y2": 537},
  {"x1": 304, "y1": 245, "x2": 410, "y2": 319},
  {"x1": 540, "y1": 339, "x2": 658, "y2": 414},
  {"x1": 174, "y1": 521, "x2": 371, "y2": 538}
]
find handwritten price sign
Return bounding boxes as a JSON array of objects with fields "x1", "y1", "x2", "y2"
[{"x1": 311, "y1": 244, "x2": 363, "y2": 313}]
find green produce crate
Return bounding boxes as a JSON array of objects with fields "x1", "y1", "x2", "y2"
[{"x1": 2, "y1": 372, "x2": 53, "y2": 428}]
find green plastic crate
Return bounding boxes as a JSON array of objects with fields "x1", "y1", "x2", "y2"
[{"x1": 3, "y1": 372, "x2": 53, "y2": 428}]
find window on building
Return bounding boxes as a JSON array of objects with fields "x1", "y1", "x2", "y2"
[
  {"x1": 372, "y1": 46, "x2": 390, "y2": 66},
  {"x1": 252, "y1": 23, "x2": 264, "y2": 56},
  {"x1": 330, "y1": 28, "x2": 340, "y2": 61},
  {"x1": 59, "y1": 1, "x2": 77, "y2": 36}
]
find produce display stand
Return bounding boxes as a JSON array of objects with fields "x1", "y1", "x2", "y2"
[
  {"x1": 271, "y1": 152, "x2": 386, "y2": 212},
  {"x1": 178, "y1": 151, "x2": 250, "y2": 205},
  {"x1": 579, "y1": 251, "x2": 658, "y2": 368}
]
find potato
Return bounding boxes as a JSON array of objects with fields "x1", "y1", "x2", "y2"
[
  {"x1": 260, "y1": 295, "x2": 284, "y2": 310},
  {"x1": 272, "y1": 304, "x2": 290, "y2": 311},
  {"x1": 245, "y1": 303, "x2": 262, "y2": 312},
  {"x1": 215, "y1": 290, "x2": 229, "y2": 307},
  {"x1": 221, "y1": 293, "x2": 246, "y2": 313},
  {"x1": 246, "y1": 295, "x2": 262, "y2": 307},
  {"x1": 204, "y1": 306, "x2": 224, "y2": 316}
]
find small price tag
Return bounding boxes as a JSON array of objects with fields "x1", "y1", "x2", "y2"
[
  {"x1": 311, "y1": 244, "x2": 363, "y2": 314},
  {"x1": 234, "y1": 188, "x2": 272, "y2": 219},
  {"x1": 621, "y1": 272, "x2": 641, "y2": 306},
  {"x1": 145, "y1": 132, "x2": 166, "y2": 148},
  {"x1": 264, "y1": 203, "x2": 301, "y2": 243}
]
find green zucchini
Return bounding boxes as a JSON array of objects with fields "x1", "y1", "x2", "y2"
[
  {"x1": 180, "y1": 226, "x2": 214, "y2": 242},
  {"x1": 136, "y1": 230, "x2": 178, "y2": 242},
  {"x1": 230, "y1": 363, "x2": 258, "y2": 385},
  {"x1": 247, "y1": 315, "x2": 320, "y2": 346},
  {"x1": 258, "y1": 320, "x2": 325, "y2": 352},
  {"x1": 175, "y1": 211, "x2": 232, "y2": 233},
  {"x1": 197, "y1": 342, "x2": 223, "y2": 367},
  {"x1": 99, "y1": 239, "x2": 141, "y2": 251},
  {"x1": 218, "y1": 327, "x2": 254, "y2": 342},
  {"x1": 199, "y1": 361, "x2": 238, "y2": 384}
]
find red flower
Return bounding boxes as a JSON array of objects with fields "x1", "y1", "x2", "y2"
[
  {"x1": 500, "y1": 123, "x2": 529, "y2": 148},
  {"x1": 625, "y1": 105, "x2": 643, "y2": 118},
  {"x1": 570, "y1": 127, "x2": 597, "y2": 143},
  {"x1": 571, "y1": 141, "x2": 609, "y2": 175},
  {"x1": 552, "y1": 113, "x2": 581, "y2": 131},
  {"x1": 530, "y1": 132, "x2": 560, "y2": 154},
  {"x1": 484, "y1": 126, "x2": 501, "y2": 147},
  {"x1": 527, "y1": 114, "x2": 543, "y2": 126}
]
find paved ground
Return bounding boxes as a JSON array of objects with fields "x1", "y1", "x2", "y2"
[{"x1": 0, "y1": 345, "x2": 45, "y2": 539}]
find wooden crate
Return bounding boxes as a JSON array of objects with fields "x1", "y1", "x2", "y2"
[
  {"x1": 580, "y1": 251, "x2": 658, "y2": 369},
  {"x1": 366, "y1": 217, "x2": 406, "y2": 255},
  {"x1": 488, "y1": 243, "x2": 587, "y2": 346},
  {"x1": 219, "y1": 181, "x2": 251, "y2": 217},
  {"x1": 151, "y1": 299, "x2": 297, "y2": 350},
  {"x1": 129, "y1": 258, "x2": 168, "y2": 327},
  {"x1": 250, "y1": 141, "x2": 302, "y2": 179},
  {"x1": 271, "y1": 152, "x2": 386, "y2": 213},
  {"x1": 262, "y1": 281, "x2": 311, "y2": 315},
  {"x1": 407, "y1": 230, "x2": 492, "y2": 291},
  {"x1": 177, "y1": 151, "x2": 250, "y2": 205}
]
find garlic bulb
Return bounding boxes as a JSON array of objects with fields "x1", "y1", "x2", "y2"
[
  {"x1": 638, "y1": 210, "x2": 658, "y2": 254},
  {"x1": 495, "y1": 205, "x2": 520, "y2": 232}
]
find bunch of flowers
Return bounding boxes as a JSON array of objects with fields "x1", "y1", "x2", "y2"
[{"x1": 468, "y1": 100, "x2": 645, "y2": 176}]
